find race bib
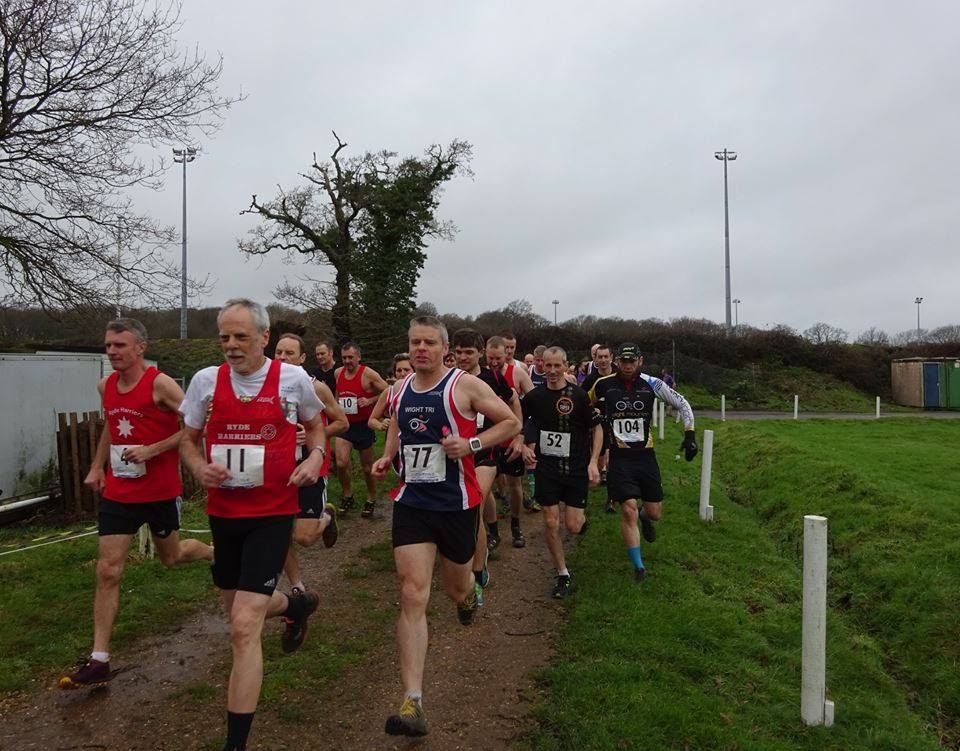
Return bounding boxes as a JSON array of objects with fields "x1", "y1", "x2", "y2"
[
  {"x1": 612, "y1": 418, "x2": 645, "y2": 444},
  {"x1": 339, "y1": 396, "x2": 358, "y2": 415},
  {"x1": 210, "y1": 444, "x2": 265, "y2": 489},
  {"x1": 539, "y1": 431, "x2": 571, "y2": 458},
  {"x1": 110, "y1": 445, "x2": 146, "y2": 479},
  {"x1": 403, "y1": 443, "x2": 446, "y2": 483}
]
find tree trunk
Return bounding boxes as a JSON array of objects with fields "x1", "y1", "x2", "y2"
[{"x1": 332, "y1": 265, "x2": 352, "y2": 344}]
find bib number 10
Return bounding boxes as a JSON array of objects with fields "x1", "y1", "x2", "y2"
[
  {"x1": 339, "y1": 396, "x2": 358, "y2": 415},
  {"x1": 612, "y1": 418, "x2": 645, "y2": 444}
]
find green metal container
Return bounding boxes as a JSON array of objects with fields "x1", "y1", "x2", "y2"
[
  {"x1": 940, "y1": 363, "x2": 950, "y2": 407},
  {"x1": 947, "y1": 361, "x2": 960, "y2": 410}
]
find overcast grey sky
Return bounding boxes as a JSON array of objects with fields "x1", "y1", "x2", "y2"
[{"x1": 145, "y1": 1, "x2": 959, "y2": 338}]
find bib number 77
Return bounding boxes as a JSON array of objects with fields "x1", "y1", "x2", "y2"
[{"x1": 403, "y1": 442, "x2": 446, "y2": 483}]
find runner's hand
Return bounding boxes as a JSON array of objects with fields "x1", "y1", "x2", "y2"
[
  {"x1": 295, "y1": 424, "x2": 307, "y2": 446},
  {"x1": 506, "y1": 434, "x2": 524, "y2": 461},
  {"x1": 587, "y1": 461, "x2": 600, "y2": 487},
  {"x1": 121, "y1": 445, "x2": 152, "y2": 464},
  {"x1": 288, "y1": 454, "x2": 321, "y2": 487},
  {"x1": 371, "y1": 456, "x2": 393, "y2": 480},
  {"x1": 441, "y1": 434, "x2": 470, "y2": 459},
  {"x1": 521, "y1": 444, "x2": 537, "y2": 469},
  {"x1": 84, "y1": 467, "x2": 106, "y2": 493},
  {"x1": 680, "y1": 430, "x2": 698, "y2": 462},
  {"x1": 201, "y1": 462, "x2": 232, "y2": 488}
]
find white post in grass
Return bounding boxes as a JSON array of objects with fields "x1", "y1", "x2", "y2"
[
  {"x1": 801, "y1": 514, "x2": 834, "y2": 727},
  {"x1": 698, "y1": 429, "x2": 714, "y2": 522},
  {"x1": 659, "y1": 400, "x2": 665, "y2": 441},
  {"x1": 137, "y1": 523, "x2": 155, "y2": 559},
  {"x1": 652, "y1": 398, "x2": 659, "y2": 428},
  {"x1": 794, "y1": 395, "x2": 799, "y2": 420},
  {"x1": 721, "y1": 394, "x2": 726, "y2": 422},
  {"x1": 876, "y1": 396, "x2": 881, "y2": 419}
]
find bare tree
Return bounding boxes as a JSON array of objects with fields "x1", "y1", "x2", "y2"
[
  {"x1": 0, "y1": 0, "x2": 237, "y2": 310},
  {"x1": 240, "y1": 132, "x2": 472, "y2": 343},
  {"x1": 855, "y1": 327, "x2": 891, "y2": 346},
  {"x1": 803, "y1": 322, "x2": 848, "y2": 345}
]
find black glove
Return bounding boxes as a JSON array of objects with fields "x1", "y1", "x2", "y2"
[{"x1": 680, "y1": 430, "x2": 698, "y2": 462}]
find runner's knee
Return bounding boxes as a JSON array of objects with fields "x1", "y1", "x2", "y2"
[
  {"x1": 96, "y1": 557, "x2": 124, "y2": 586},
  {"x1": 230, "y1": 608, "x2": 264, "y2": 651},
  {"x1": 399, "y1": 578, "x2": 429, "y2": 613}
]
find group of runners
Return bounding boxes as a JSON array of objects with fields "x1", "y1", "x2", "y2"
[{"x1": 59, "y1": 300, "x2": 698, "y2": 749}]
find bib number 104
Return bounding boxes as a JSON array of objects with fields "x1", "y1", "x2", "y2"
[{"x1": 613, "y1": 418, "x2": 645, "y2": 444}]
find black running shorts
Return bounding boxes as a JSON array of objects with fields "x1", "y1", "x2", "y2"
[
  {"x1": 391, "y1": 502, "x2": 479, "y2": 565},
  {"x1": 297, "y1": 477, "x2": 327, "y2": 519},
  {"x1": 208, "y1": 514, "x2": 294, "y2": 595},
  {"x1": 339, "y1": 422, "x2": 376, "y2": 451},
  {"x1": 496, "y1": 448, "x2": 525, "y2": 478},
  {"x1": 607, "y1": 451, "x2": 664, "y2": 504},
  {"x1": 534, "y1": 472, "x2": 588, "y2": 509},
  {"x1": 98, "y1": 497, "x2": 181, "y2": 538}
]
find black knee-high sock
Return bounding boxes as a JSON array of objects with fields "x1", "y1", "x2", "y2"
[{"x1": 224, "y1": 711, "x2": 254, "y2": 750}]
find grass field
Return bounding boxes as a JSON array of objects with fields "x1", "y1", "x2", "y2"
[{"x1": 525, "y1": 418, "x2": 957, "y2": 750}]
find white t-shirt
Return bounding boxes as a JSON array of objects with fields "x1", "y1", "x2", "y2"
[{"x1": 180, "y1": 359, "x2": 323, "y2": 430}]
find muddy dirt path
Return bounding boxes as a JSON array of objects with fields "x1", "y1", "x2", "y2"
[{"x1": 0, "y1": 504, "x2": 570, "y2": 751}]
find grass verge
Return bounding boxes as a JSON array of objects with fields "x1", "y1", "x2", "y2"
[{"x1": 522, "y1": 419, "x2": 945, "y2": 750}]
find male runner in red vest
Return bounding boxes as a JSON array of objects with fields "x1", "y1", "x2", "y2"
[
  {"x1": 59, "y1": 318, "x2": 213, "y2": 690},
  {"x1": 334, "y1": 342, "x2": 387, "y2": 517},
  {"x1": 180, "y1": 299, "x2": 328, "y2": 751}
]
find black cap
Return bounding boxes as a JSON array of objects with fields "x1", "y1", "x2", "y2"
[{"x1": 617, "y1": 343, "x2": 641, "y2": 360}]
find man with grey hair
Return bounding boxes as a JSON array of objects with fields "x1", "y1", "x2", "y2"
[
  {"x1": 180, "y1": 298, "x2": 329, "y2": 751},
  {"x1": 60, "y1": 319, "x2": 213, "y2": 690}
]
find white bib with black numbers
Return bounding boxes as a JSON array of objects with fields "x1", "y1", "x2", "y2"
[
  {"x1": 110, "y1": 445, "x2": 146, "y2": 479},
  {"x1": 403, "y1": 443, "x2": 446, "y2": 483},
  {"x1": 612, "y1": 417, "x2": 645, "y2": 444},
  {"x1": 339, "y1": 395, "x2": 358, "y2": 415},
  {"x1": 210, "y1": 444, "x2": 265, "y2": 489},
  {"x1": 539, "y1": 431, "x2": 571, "y2": 458}
]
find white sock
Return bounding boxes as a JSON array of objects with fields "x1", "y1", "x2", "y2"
[
  {"x1": 558, "y1": 568, "x2": 569, "y2": 577},
  {"x1": 91, "y1": 651, "x2": 110, "y2": 663},
  {"x1": 405, "y1": 690, "x2": 422, "y2": 703},
  {"x1": 291, "y1": 581, "x2": 306, "y2": 593}
]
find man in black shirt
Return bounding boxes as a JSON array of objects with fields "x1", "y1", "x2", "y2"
[
  {"x1": 313, "y1": 340, "x2": 338, "y2": 395},
  {"x1": 523, "y1": 347, "x2": 601, "y2": 598},
  {"x1": 578, "y1": 344, "x2": 616, "y2": 504},
  {"x1": 588, "y1": 343, "x2": 698, "y2": 583}
]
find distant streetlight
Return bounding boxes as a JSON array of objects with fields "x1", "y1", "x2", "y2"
[
  {"x1": 552, "y1": 299, "x2": 559, "y2": 325},
  {"x1": 173, "y1": 146, "x2": 198, "y2": 340},
  {"x1": 732, "y1": 298, "x2": 741, "y2": 328},
  {"x1": 714, "y1": 148, "x2": 738, "y2": 330},
  {"x1": 915, "y1": 296, "x2": 923, "y2": 339}
]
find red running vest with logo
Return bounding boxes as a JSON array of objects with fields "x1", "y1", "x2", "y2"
[
  {"x1": 336, "y1": 364, "x2": 376, "y2": 424},
  {"x1": 205, "y1": 360, "x2": 298, "y2": 518},
  {"x1": 103, "y1": 367, "x2": 182, "y2": 503}
]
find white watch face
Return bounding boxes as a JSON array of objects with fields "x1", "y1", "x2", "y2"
[{"x1": 470, "y1": 437, "x2": 482, "y2": 451}]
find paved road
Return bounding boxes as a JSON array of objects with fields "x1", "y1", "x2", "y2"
[{"x1": 696, "y1": 410, "x2": 960, "y2": 421}]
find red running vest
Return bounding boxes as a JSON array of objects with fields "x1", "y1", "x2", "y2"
[
  {"x1": 336, "y1": 364, "x2": 376, "y2": 424},
  {"x1": 102, "y1": 367, "x2": 182, "y2": 503},
  {"x1": 205, "y1": 360, "x2": 298, "y2": 518}
]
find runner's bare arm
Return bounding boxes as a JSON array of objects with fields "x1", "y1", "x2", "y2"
[
  {"x1": 85, "y1": 382, "x2": 112, "y2": 491},
  {"x1": 443, "y1": 375, "x2": 520, "y2": 459},
  {"x1": 587, "y1": 423, "x2": 602, "y2": 486},
  {"x1": 513, "y1": 366, "x2": 535, "y2": 396},
  {"x1": 371, "y1": 415, "x2": 401, "y2": 479},
  {"x1": 181, "y1": 426, "x2": 231, "y2": 488},
  {"x1": 505, "y1": 390, "x2": 525, "y2": 459},
  {"x1": 367, "y1": 389, "x2": 390, "y2": 431},
  {"x1": 316, "y1": 381, "x2": 348, "y2": 438},
  {"x1": 119, "y1": 374, "x2": 185, "y2": 464},
  {"x1": 289, "y1": 413, "x2": 328, "y2": 486},
  {"x1": 359, "y1": 368, "x2": 388, "y2": 406}
]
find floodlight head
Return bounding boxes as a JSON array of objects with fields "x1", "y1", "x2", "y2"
[
  {"x1": 915, "y1": 297, "x2": 923, "y2": 304},
  {"x1": 728, "y1": 152, "x2": 738, "y2": 160},
  {"x1": 714, "y1": 152, "x2": 723, "y2": 160}
]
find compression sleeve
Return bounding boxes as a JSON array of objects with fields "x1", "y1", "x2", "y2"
[{"x1": 642, "y1": 374, "x2": 695, "y2": 431}]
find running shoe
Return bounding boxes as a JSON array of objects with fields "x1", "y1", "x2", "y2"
[
  {"x1": 634, "y1": 567, "x2": 647, "y2": 584},
  {"x1": 361, "y1": 499, "x2": 376, "y2": 519},
  {"x1": 552, "y1": 574, "x2": 573, "y2": 599},
  {"x1": 477, "y1": 565, "x2": 490, "y2": 589},
  {"x1": 59, "y1": 657, "x2": 111, "y2": 689},
  {"x1": 340, "y1": 495, "x2": 355, "y2": 512},
  {"x1": 511, "y1": 528, "x2": 526, "y2": 549},
  {"x1": 457, "y1": 584, "x2": 481, "y2": 626},
  {"x1": 281, "y1": 589, "x2": 320, "y2": 653},
  {"x1": 605, "y1": 499, "x2": 616, "y2": 514},
  {"x1": 523, "y1": 498, "x2": 543, "y2": 513},
  {"x1": 487, "y1": 532, "x2": 501, "y2": 554},
  {"x1": 385, "y1": 696, "x2": 428, "y2": 737},
  {"x1": 640, "y1": 513, "x2": 657, "y2": 543},
  {"x1": 321, "y1": 505, "x2": 338, "y2": 548}
]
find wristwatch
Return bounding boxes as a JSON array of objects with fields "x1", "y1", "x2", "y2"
[
  {"x1": 468, "y1": 437, "x2": 483, "y2": 453},
  {"x1": 311, "y1": 445, "x2": 326, "y2": 459}
]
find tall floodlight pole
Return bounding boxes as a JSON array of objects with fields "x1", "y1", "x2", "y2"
[
  {"x1": 915, "y1": 297, "x2": 923, "y2": 339},
  {"x1": 173, "y1": 147, "x2": 198, "y2": 339},
  {"x1": 732, "y1": 298, "x2": 741, "y2": 327},
  {"x1": 552, "y1": 299, "x2": 559, "y2": 325},
  {"x1": 715, "y1": 149, "x2": 738, "y2": 330}
]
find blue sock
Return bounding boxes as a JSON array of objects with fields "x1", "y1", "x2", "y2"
[{"x1": 628, "y1": 546, "x2": 644, "y2": 570}]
